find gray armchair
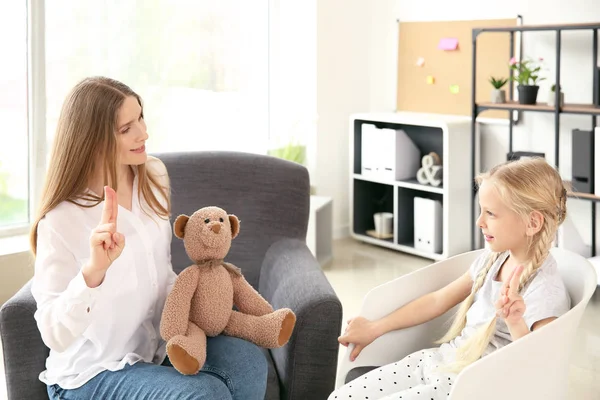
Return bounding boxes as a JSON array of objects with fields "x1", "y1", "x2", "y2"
[{"x1": 1, "y1": 151, "x2": 343, "y2": 400}]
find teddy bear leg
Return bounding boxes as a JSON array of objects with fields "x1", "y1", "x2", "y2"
[
  {"x1": 167, "y1": 321, "x2": 207, "y2": 375},
  {"x1": 223, "y1": 308, "x2": 296, "y2": 348}
]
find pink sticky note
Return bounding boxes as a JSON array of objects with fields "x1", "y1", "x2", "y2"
[{"x1": 438, "y1": 37, "x2": 459, "y2": 51}]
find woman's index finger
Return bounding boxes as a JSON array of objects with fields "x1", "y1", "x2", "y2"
[{"x1": 101, "y1": 186, "x2": 113, "y2": 224}]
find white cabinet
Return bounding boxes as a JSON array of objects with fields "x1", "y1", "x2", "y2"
[
  {"x1": 349, "y1": 112, "x2": 477, "y2": 260},
  {"x1": 306, "y1": 195, "x2": 333, "y2": 267}
]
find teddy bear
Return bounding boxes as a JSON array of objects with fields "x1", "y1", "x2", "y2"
[{"x1": 160, "y1": 206, "x2": 297, "y2": 375}]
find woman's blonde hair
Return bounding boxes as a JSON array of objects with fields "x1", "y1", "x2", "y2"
[
  {"x1": 435, "y1": 157, "x2": 568, "y2": 373},
  {"x1": 30, "y1": 76, "x2": 170, "y2": 255}
]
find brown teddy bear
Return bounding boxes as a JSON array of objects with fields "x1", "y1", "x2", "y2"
[{"x1": 160, "y1": 206, "x2": 296, "y2": 375}]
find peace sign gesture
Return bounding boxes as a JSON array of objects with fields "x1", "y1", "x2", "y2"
[
  {"x1": 495, "y1": 265, "x2": 526, "y2": 324},
  {"x1": 84, "y1": 186, "x2": 126, "y2": 287}
]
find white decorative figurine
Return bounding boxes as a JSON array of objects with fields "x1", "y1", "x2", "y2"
[{"x1": 416, "y1": 152, "x2": 443, "y2": 187}]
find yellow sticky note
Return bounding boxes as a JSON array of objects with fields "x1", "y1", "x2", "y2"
[
  {"x1": 426, "y1": 76, "x2": 435, "y2": 84},
  {"x1": 450, "y1": 84, "x2": 459, "y2": 94}
]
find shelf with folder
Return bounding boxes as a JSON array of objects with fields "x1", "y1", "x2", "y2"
[
  {"x1": 350, "y1": 112, "x2": 475, "y2": 261},
  {"x1": 469, "y1": 21, "x2": 600, "y2": 254},
  {"x1": 397, "y1": 187, "x2": 444, "y2": 258}
]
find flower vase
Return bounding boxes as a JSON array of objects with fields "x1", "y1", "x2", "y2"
[
  {"x1": 491, "y1": 89, "x2": 506, "y2": 104},
  {"x1": 517, "y1": 85, "x2": 540, "y2": 105},
  {"x1": 548, "y1": 91, "x2": 564, "y2": 107}
]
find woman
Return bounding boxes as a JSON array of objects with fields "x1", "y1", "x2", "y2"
[{"x1": 30, "y1": 76, "x2": 268, "y2": 400}]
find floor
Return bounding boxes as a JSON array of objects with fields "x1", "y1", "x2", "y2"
[
  {"x1": 323, "y1": 238, "x2": 600, "y2": 400},
  {"x1": 1, "y1": 238, "x2": 599, "y2": 399}
]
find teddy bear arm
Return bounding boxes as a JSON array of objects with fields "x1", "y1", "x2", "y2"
[
  {"x1": 160, "y1": 265, "x2": 200, "y2": 341},
  {"x1": 231, "y1": 273, "x2": 275, "y2": 316}
]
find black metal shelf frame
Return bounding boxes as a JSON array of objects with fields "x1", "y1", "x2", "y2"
[{"x1": 470, "y1": 20, "x2": 600, "y2": 255}]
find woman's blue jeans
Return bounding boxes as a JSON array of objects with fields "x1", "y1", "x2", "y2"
[{"x1": 47, "y1": 335, "x2": 268, "y2": 400}]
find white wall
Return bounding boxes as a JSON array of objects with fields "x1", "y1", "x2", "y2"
[
  {"x1": 316, "y1": 0, "x2": 398, "y2": 238},
  {"x1": 317, "y1": 0, "x2": 600, "y2": 253}
]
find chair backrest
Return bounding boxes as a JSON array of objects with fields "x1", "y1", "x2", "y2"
[
  {"x1": 154, "y1": 151, "x2": 310, "y2": 289},
  {"x1": 551, "y1": 247, "x2": 597, "y2": 306},
  {"x1": 338, "y1": 247, "x2": 597, "y2": 397},
  {"x1": 450, "y1": 247, "x2": 597, "y2": 400},
  {"x1": 336, "y1": 249, "x2": 482, "y2": 386}
]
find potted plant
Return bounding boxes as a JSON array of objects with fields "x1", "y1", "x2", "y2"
[
  {"x1": 509, "y1": 57, "x2": 546, "y2": 105},
  {"x1": 489, "y1": 76, "x2": 508, "y2": 103},
  {"x1": 548, "y1": 83, "x2": 564, "y2": 107}
]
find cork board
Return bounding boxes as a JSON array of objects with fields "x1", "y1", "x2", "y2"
[{"x1": 396, "y1": 18, "x2": 518, "y2": 119}]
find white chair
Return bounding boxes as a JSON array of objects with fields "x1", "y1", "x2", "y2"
[{"x1": 336, "y1": 248, "x2": 597, "y2": 400}]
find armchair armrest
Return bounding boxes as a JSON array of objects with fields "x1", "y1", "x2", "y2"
[
  {"x1": 259, "y1": 238, "x2": 342, "y2": 400},
  {"x1": 337, "y1": 250, "x2": 482, "y2": 388},
  {"x1": 0, "y1": 280, "x2": 49, "y2": 400}
]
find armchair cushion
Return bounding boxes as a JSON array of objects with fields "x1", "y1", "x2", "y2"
[
  {"x1": 260, "y1": 238, "x2": 342, "y2": 399},
  {"x1": 0, "y1": 280, "x2": 49, "y2": 400}
]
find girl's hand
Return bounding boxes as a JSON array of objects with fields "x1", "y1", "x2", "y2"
[
  {"x1": 83, "y1": 186, "x2": 126, "y2": 287},
  {"x1": 495, "y1": 265, "x2": 526, "y2": 325},
  {"x1": 338, "y1": 316, "x2": 380, "y2": 361}
]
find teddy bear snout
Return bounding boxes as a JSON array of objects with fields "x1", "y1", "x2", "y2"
[{"x1": 210, "y1": 224, "x2": 221, "y2": 234}]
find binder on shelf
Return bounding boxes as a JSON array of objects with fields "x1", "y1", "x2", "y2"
[
  {"x1": 572, "y1": 129, "x2": 593, "y2": 194},
  {"x1": 414, "y1": 197, "x2": 443, "y2": 254},
  {"x1": 361, "y1": 124, "x2": 379, "y2": 177},
  {"x1": 379, "y1": 128, "x2": 421, "y2": 181}
]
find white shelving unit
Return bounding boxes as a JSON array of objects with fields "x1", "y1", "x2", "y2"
[{"x1": 349, "y1": 112, "x2": 478, "y2": 261}]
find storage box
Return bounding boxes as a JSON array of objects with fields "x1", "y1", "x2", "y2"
[
  {"x1": 414, "y1": 197, "x2": 443, "y2": 254},
  {"x1": 361, "y1": 124, "x2": 420, "y2": 181}
]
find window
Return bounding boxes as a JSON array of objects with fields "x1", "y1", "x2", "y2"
[
  {"x1": 268, "y1": 0, "x2": 317, "y2": 175},
  {"x1": 45, "y1": 0, "x2": 270, "y2": 156},
  {"x1": 0, "y1": 0, "x2": 317, "y2": 237},
  {"x1": 0, "y1": 1, "x2": 29, "y2": 231}
]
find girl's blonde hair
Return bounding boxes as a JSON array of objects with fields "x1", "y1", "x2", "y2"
[
  {"x1": 30, "y1": 76, "x2": 170, "y2": 256},
  {"x1": 435, "y1": 157, "x2": 568, "y2": 373}
]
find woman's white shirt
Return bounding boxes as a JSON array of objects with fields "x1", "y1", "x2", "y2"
[{"x1": 31, "y1": 157, "x2": 178, "y2": 390}]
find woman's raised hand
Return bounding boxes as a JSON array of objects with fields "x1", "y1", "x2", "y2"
[{"x1": 83, "y1": 186, "x2": 126, "y2": 287}]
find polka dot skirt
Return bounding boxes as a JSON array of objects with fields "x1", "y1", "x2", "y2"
[{"x1": 328, "y1": 348, "x2": 455, "y2": 400}]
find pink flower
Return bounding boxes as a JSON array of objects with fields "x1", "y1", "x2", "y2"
[
  {"x1": 509, "y1": 57, "x2": 517, "y2": 65},
  {"x1": 539, "y1": 57, "x2": 544, "y2": 61}
]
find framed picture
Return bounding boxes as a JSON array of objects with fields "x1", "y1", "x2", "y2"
[{"x1": 506, "y1": 151, "x2": 545, "y2": 162}]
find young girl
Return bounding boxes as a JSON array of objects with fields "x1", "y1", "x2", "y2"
[
  {"x1": 330, "y1": 157, "x2": 571, "y2": 400},
  {"x1": 30, "y1": 76, "x2": 268, "y2": 400}
]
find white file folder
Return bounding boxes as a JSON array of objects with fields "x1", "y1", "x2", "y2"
[
  {"x1": 361, "y1": 124, "x2": 379, "y2": 177},
  {"x1": 414, "y1": 197, "x2": 443, "y2": 254}
]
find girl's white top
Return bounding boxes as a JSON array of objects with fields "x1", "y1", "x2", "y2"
[
  {"x1": 441, "y1": 249, "x2": 571, "y2": 359},
  {"x1": 31, "y1": 156, "x2": 177, "y2": 389}
]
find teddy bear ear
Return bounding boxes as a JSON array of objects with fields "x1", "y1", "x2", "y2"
[
  {"x1": 173, "y1": 214, "x2": 190, "y2": 239},
  {"x1": 228, "y1": 214, "x2": 240, "y2": 239}
]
